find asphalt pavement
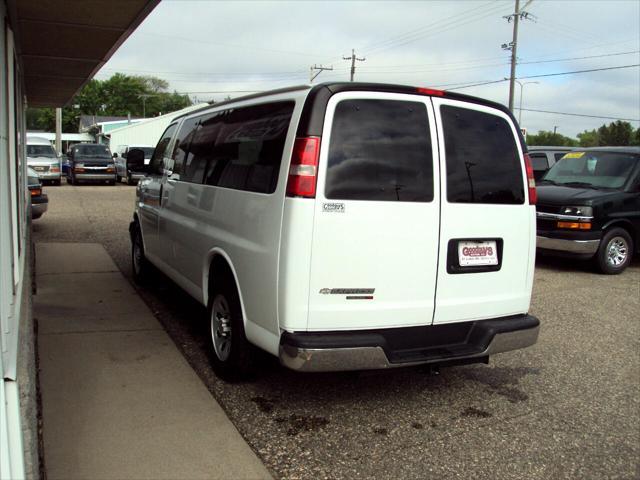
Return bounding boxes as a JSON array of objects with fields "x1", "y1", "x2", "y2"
[{"x1": 33, "y1": 183, "x2": 640, "y2": 480}]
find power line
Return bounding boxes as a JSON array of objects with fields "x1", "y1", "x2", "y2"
[
  {"x1": 366, "y1": 3, "x2": 512, "y2": 56},
  {"x1": 444, "y1": 63, "x2": 640, "y2": 90},
  {"x1": 516, "y1": 107, "x2": 640, "y2": 122},
  {"x1": 138, "y1": 32, "x2": 329, "y2": 59},
  {"x1": 518, "y1": 50, "x2": 640, "y2": 66},
  {"x1": 360, "y1": 1, "x2": 499, "y2": 53}
]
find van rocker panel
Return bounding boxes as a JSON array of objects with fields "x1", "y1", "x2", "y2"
[{"x1": 279, "y1": 314, "x2": 539, "y2": 372}]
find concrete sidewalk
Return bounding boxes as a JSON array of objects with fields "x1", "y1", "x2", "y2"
[{"x1": 35, "y1": 243, "x2": 272, "y2": 480}]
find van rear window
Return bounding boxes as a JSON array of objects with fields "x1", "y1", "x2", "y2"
[
  {"x1": 441, "y1": 106, "x2": 524, "y2": 204},
  {"x1": 326, "y1": 99, "x2": 434, "y2": 202}
]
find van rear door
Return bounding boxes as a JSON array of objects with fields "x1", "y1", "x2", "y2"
[
  {"x1": 431, "y1": 98, "x2": 535, "y2": 324},
  {"x1": 307, "y1": 92, "x2": 440, "y2": 331}
]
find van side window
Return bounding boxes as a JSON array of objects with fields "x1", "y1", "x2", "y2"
[
  {"x1": 204, "y1": 101, "x2": 294, "y2": 193},
  {"x1": 529, "y1": 153, "x2": 548, "y2": 171},
  {"x1": 150, "y1": 123, "x2": 178, "y2": 175},
  {"x1": 441, "y1": 106, "x2": 524, "y2": 204},
  {"x1": 326, "y1": 99, "x2": 434, "y2": 202},
  {"x1": 184, "y1": 112, "x2": 223, "y2": 184},
  {"x1": 171, "y1": 117, "x2": 199, "y2": 179}
]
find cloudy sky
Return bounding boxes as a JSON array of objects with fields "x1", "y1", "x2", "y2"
[{"x1": 97, "y1": 0, "x2": 640, "y2": 138}]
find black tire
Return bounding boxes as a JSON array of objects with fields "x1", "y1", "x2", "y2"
[
  {"x1": 595, "y1": 227, "x2": 634, "y2": 274},
  {"x1": 131, "y1": 223, "x2": 151, "y2": 284},
  {"x1": 53, "y1": 179, "x2": 61, "y2": 186},
  {"x1": 208, "y1": 274, "x2": 255, "y2": 381}
]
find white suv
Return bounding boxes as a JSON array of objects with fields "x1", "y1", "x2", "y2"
[{"x1": 130, "y1": 83, "x2": 540, "y2": 380}]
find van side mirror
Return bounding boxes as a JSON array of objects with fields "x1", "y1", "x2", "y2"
[
  {"x1": 126, "y1": 148, "x2": 148, "y2": 174},
  {"x1": 113, "y1": 152, "x2": 118, "y2": 158}
]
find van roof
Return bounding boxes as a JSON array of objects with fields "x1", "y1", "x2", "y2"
[
  {"x1": 27, "y1": 137, "x2": 52, "y2": 145},
  {"x1": 171, "y1": 82, "x2": 525, "y2": 148}
]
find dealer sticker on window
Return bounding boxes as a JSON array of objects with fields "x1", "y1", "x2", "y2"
[{"x1": 458, "y1": 241, "x2": 498, "y2": 267}]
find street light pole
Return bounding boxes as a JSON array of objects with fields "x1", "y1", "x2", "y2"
[{"x1": 514, "y1": 79, "x2": 539, "y2": 125}]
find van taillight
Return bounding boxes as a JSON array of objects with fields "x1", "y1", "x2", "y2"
[
  {"x1": 523, "y1": 153, "x2": 537, "y2": 205},
  {"x1": 286, "y1": 137, "x2": 320, "y2": 198},
  {"x1": 416, "y1": 87, "x2": 445, "y2": 97}
]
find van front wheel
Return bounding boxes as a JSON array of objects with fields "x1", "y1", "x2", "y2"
[
  {"x1": 208, "y1": 279, "x2": 255, "y2": 381},
  {"x1": 595, "y1": 227, "x2": 633, "y2": 274}
]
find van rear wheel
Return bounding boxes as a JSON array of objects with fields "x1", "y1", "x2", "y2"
[
  {"x1": 208, "y1": 277, "x2": 255, "y2": 381},
  {"x1": 131, "y1": 224, "x2": 151, "y2": 284}
]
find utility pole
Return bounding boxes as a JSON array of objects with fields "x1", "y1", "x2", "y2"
[
  {"x1": 55, "y1": 108, "x2": 62, "y2": 155},
  {"x1": 502, "y1": 0, "x2": 535, "y2": 112},
  {"x1": 343, "y1": 49, "x2": 365, "y2": 82},
  {"x1": 553, "y1": 126, "x2": 558, "y2": 134},
  {"x1": 138, "y1": 94, "x2": 153, "y2": 118},
  {"x1": 310, "y1": 64, "x2": 333, "y2": 83},
  {"x1": 507, "y1": 0, "x2": 520, "y2": 112}
]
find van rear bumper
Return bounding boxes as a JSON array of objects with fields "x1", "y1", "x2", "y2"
[{"x1": 279, "y1": 314, "x2": 539, "y2": 372}]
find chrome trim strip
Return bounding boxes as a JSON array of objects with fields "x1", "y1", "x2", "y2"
[
  {"x1": 536, "y1": 211, "x2": 593, "y2": 222},
  {"x1": 73, "y1": 174, "x2": 116, "y2": 180},
  {"x1": 279, "y1": 326, "x2": 540, "y2": 372},
  {"x1": 536, "y1": 235, "x2": 600, "y2": 254}
]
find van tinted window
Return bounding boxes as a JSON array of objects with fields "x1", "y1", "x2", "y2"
[
  {"x1": 150, "y1": 123, "x2": 177, "y2": 175},
  {"x1": 184, "y1": 112, "x2": 223, "y2": 184},
  {"x1": 171, "y1": 117, "x2": 199, "y2": 179},
  {"x1": 203, "y1": 101, "x2": 294, "y2": 193},
  {"x1": 325, "y1": 99, "x2": 433, "y2": 202},
  {"x1": 74, "y1": 144, "x2": 111, "y2": 158},
  {"x1": 27, "y1": 145, "x2": 56, "y2": 158},
  {"x1": 529, "y1": 153, "x2": 548, "y2": 171},
  {"x1": 441, "y1": 106, "x2": 524, "y2": 204}
]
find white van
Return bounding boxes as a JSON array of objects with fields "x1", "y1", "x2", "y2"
[
  {"x1": 26, "y1": 136, "x2": 61, "y2": 185},
  {"x1": 113, "y1": 144, "x2": 155, "y2": 184},
  {"x1": 130, "y1": 83, "x2": 540, "y2": 379}
]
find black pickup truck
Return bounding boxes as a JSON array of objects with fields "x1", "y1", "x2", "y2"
[{"x1": 535, "y1": 147, "x2": 640, "y2": 274}]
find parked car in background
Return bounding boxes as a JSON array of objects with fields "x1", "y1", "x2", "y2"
[
  {"x1": 536, "y1": 147, "x2": 640, "y2": 274},
  {"x1": 528, "y1": 146, "x2": 575, "y2": 181},
  {"x1": 130, "y1": 82, "x2": 539, "y2": 380},
  {"x1": 66, "y1": 143, "x2": 116, "y2": 185},
  {"x1": 26, "y1": 136, "x2": 61, "y2": 185},
  {"x1": 113, "y1": 145, "x2": 154, "y2": 184},
  {"x1": 27, "y1": 167, "x2": 48, "y2": 219}
]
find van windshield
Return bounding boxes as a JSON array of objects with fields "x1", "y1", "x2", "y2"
[
  {"x1": 542, "y1": 151, "x2": 638, "y2": 189},
  {"x1": 74, "y1": 144, "x2": 111, "y2": 158},
  {"x1": 27, "y1": 145, "x2": 56, "y2": 158}
]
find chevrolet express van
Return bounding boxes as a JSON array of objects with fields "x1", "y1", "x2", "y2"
[
  {"x1": 130, "y1": 83, "x2": 540, "y2": 379},
  {"x1": 26, "y1": 136, "x2": 61, "y2": 185}
]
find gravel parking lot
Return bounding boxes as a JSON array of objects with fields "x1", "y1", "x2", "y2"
[{"x1": 33, "y1": 183, "x2": 639, "y2": 480}]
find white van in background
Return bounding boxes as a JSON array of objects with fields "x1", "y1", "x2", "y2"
[
  {"x1": 113, "y1": 144, "x2": 155, "y2": 184},
  {"x1": 26, "y1": 136, "x2": 61, "y2": 185},
  {"x1": 130, "y1": 82, "x2": 540, "y2": 380}
]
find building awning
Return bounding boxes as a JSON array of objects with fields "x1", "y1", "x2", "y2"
[{"x1": 7, "y1": 0, "x2": 160, "y2": 107}]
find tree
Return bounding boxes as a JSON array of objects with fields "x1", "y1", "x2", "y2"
[
  {"x1": 26, "y1": 73, "x2": 192, "y2": 133},
  {"x1": 597, "y1": 120, "x2": 634, "y2": 146},
  {"x1": 577, "y1": 129, "x2": 599, "y2": 147},
  {"x1": 526, "y1": 130, "x2": 577, "y2": 147},
  {"x1": 576, "y1": 121, "x2": 638, "y2": 147}
]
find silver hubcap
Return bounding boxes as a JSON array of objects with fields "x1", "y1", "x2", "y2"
[
  {"x1": 606, "y1": 236, "x2": 628, "y2": 267},
  {"x1": 211, "y1": 294, "x2": 232, "y2": 361}
]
